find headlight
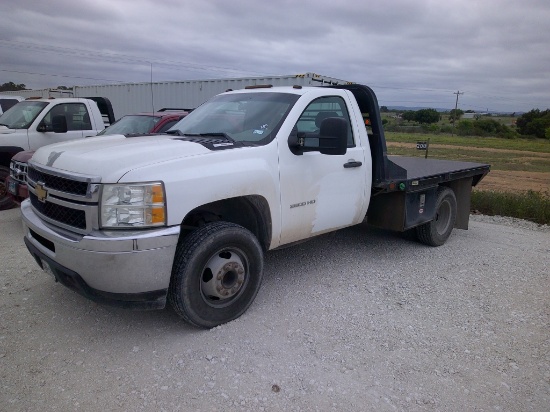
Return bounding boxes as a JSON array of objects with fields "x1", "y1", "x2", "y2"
[{"x1": 100, "y1": 182, "x2": 166, "y2": 228}]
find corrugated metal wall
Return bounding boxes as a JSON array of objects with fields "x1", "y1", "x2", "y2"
[{"x1": 2, "y1": 73, "x2": 352, "y2": 119}]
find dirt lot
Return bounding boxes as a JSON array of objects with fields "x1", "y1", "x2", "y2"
[
  {"x1": 476, "y1": 170, "x2": 550, "y2": 193},
  {"x1": 1, "y1": 207, "x2": 549, "y2": 411}
]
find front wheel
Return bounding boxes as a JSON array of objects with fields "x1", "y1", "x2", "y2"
[
  {"x1": 0, "y1": 166, "x2": 16, "y2": 211},
  {"x1": 169, "y1": 221, "x2": 264, "y2": 328},
  {"x1": 416, "y1": 187, "x2": 457, "y2": 246}
]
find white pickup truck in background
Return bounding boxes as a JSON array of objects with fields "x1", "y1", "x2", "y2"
[
  {"x1": 0, "y1": 95, "x2": 24, "y2": 115},
  {"x1": 0, "y1": 97, "x2": 115, "y2": 209},
  {"x1": 20, "y1": 84, "x2": 489, "y2": 328}
]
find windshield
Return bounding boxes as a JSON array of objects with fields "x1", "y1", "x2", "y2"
[
  {"x1": 97, "y1": 114, "x2": 161, "y2": 136},
  {"x1": 169, "y1": 92, "x2": 299, "y2": 145},
  {"x1": 0, "y1": 101, "x2": 48, "y2": 129}
]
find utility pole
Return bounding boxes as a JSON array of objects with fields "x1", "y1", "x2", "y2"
[{"x1": 451, "y1": 90, "x2": 464, "y2": 136}]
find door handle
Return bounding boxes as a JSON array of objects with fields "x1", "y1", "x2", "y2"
[{"x1": 343, "y1": 161, "x2": 362, "y2": 168}]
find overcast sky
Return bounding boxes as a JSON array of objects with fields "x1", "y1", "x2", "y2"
[{"x1": 1, "y1": 0, "x2": 549, "y2": 112}]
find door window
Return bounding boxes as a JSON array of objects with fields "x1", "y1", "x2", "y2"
[
  {"x1": 43, "y1": 103, "x2": 92, "y2": 131},
  {"x1": 295, "y1": 96, "x2": 354, "y2": 149}
]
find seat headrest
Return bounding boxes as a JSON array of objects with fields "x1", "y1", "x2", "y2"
[{"x1": 315, "y1": 111, "x2": 339, "y2": 128}]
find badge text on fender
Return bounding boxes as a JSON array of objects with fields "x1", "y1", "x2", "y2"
[{"x1": 290, "y1": 200, "x2": 316, "y2": 209}]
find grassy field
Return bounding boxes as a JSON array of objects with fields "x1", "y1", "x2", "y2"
[
  {"x1": 385, "y1": 132, "x2": 550, "y2": 153},
  {"x1": 381, "y1": 112, "x2": 517, "y2": 131},
  {"x1": 385, "y1": 132, "x2": 550, "y2": 173},
  {"x1": 384, "y1": 132, "x2": 550, "y2": 224},
  {"x1": 470, "y1": 190, "x2": 549, "y2": 225}
]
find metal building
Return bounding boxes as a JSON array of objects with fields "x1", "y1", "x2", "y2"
[{"x1": 4, "y1": 73, "x2": 351, "y2": 119}]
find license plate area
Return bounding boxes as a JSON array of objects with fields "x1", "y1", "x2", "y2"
[{"x1": 8, "y1": 180, "x2": 17, "y2": 195}]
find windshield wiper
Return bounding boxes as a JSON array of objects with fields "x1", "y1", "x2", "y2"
[
  {"x1": 0, "y1": 123, "x2": 10, "y2": 127},
  {"x1": 165, "y1": 129, "x2": 185, "y2": 136}
]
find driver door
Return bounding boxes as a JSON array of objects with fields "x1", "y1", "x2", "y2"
[
  {"x1": 29, "y1": 103, "x2": 88, "y2": 150},
  {"x1": 278, "y1": 94, "x2": 368, "y2": 245}
]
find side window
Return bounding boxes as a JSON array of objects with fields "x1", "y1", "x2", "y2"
[
  {"x1": 295, "y1": 96, "x2": 354, "y2": 149},
  {"x1": 43, "y1": 103, "x2": 92, "y2": 131}
]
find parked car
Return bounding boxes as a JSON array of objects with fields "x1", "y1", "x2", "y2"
[
  {"x1": 4, "y1": 109, "x2": 190, "y2": 207},
  {"x1": 5, "y1": 150, "x2": 32, "y2": 205},
  {"x1": 97, "y1": 108, "x2": 190, "y2": 136}
]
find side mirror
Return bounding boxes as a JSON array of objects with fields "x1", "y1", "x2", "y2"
[
  {"x1": 52, "y1": 115, "x2": 68, "y2": 133},
  {"x1": 288, "y1": 117, "x2": 348, "y2": 156},
  {"x1": 317, "y1": 117, "x2": 348, "y2": 155}
]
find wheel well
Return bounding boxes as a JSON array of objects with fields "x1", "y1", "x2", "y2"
[
  {"x1": 180, "y1": 195, "x2": 272, "y2": 251},
  {"x1": 0, "y1": 147, "x2": 24, "y2": 168},
  {"x1": 0, "y1": 153, "x2": 12, "y2": 168}
]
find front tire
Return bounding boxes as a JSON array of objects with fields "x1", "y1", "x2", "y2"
[
  {"x1": 416, "y1": 187, "x2": 457, "y2": 246},
  {"x1": 169, "y1": 221, "x2": 264, "y2": 328}
]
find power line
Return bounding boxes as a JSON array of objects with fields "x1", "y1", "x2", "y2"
[
  {"x1": 0, "y1": 69, "x2": 126, "y2": 84},
  {"x1": 0, "y1": 39, "x2": 273, "y2": 76}
]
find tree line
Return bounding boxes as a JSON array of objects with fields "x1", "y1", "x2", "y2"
[
  {"x1": 0, "y1": 82, "x2": 72, "y2": 92},
  {"x1": 0, "y1": 82, "x2": 27, "y2": 92},
  {"x1": 382, "y1": 106, "x2": 550, "y2": 139}
]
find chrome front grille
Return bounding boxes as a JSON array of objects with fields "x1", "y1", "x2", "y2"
[
  {"x1": 9, "y1": 159, "x2": 28, "y2": 184},
  {"x1": 29, "y1": 192, "x2": 87, "y2": 229},
  {"x1": 28, "y1": 167, "x2": 88, "y2": 196},
  {"x1": 27, "y1": 162, "x2": 101, "y2": 234}
]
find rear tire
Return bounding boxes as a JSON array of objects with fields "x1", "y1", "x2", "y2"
[
  {"x1": 0, "y1": 166, "x2": 16, "y2": 211},
  {"x1": 169, "y1": 221, "x2": 264, "y2": 328},
  {"x1": 416, "y1": 187, "x2": 457, "y2": 246}
]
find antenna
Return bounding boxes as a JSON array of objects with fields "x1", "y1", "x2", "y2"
[{"x1": 150, "y1": 62, "x2": 155, "y2": 113}]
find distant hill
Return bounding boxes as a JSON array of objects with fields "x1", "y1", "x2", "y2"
[
  {"x1": 386, "y1": 106, "x2": 520, "y2": 115},
  {"x1": 387, "y1": 106, "x2": 449, "y2": 112}
]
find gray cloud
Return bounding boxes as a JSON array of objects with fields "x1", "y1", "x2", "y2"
[{"x1": 1, "y1": 0, "x2": 548, "y2": 112}]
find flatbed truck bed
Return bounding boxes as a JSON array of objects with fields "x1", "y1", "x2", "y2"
[{"x1": 368, "y1": 155, "x2": 489, "y2": 233}]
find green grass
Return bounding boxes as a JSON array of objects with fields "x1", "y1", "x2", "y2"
[
  {"x1": 386, "y1": 144, "x2": 550, "y2": 173},
  {"x1": 471, "y1": 190, "x2": 550, "y2": 225}
]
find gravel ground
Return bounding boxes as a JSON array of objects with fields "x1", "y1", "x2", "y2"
[{"x1": 1, "y1": 207, "x2": 549, "y2": 411}]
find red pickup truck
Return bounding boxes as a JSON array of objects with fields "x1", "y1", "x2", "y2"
[{"x1": 4, "y1": 109, "x2": 190, "y2": 207}]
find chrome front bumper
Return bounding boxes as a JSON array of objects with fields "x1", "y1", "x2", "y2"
[{"x1": 21, "y1": 200, "x2": 180, "y2": 309}]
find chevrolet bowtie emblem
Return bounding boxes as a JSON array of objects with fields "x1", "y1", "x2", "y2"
[{"x1": 35, "y1": 183, "x2": 48, "y2": 203}]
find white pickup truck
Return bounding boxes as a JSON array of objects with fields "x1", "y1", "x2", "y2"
[
  {"x1": 20, "y1": 84, "x2": 489, "y2": 328},
  {"x1": 0, "y1": 97, "x2": 115, "y2": 209}
]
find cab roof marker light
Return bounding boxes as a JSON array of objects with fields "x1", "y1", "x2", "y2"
[{"x1": 244, "y1": 84, "x2": 273, "y2": 89}]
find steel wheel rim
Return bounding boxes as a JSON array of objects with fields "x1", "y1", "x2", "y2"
[{"x1": 200, "y1": 247, "x2": 249, "y2": 308}]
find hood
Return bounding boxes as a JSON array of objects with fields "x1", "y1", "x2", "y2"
[
  {"x1": 30, "y1": 134, "x2": 212, "y2": 181},
  {"x1": 13, "y1": 150, "x2": 35, "y2": 162},
  {"x1": 0, "y1": 125, "x2": 17, "y2": 134}
]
